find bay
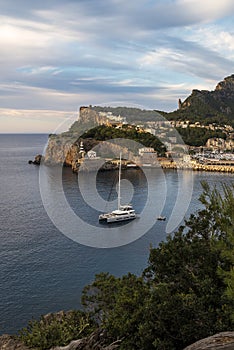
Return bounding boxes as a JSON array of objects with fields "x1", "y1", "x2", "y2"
[{"x1": 0, "y1": 134, "x2": 233, "y2": 334}]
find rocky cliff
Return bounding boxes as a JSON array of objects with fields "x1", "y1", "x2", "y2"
[
  {"x1": 43, "y1": 106, "x2": 99, "y2": 171},
  {"x1": 43, "y1": 134, "x2": 134, "y2": 173},
  {"x1": 44, "y1": 136, "x2": 80, "y2": 169},
  {"x1": 171, "y1": 74, "x2": 234, "y2": 125}
]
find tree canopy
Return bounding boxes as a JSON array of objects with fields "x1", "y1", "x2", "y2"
[{"x1": 81, "y1": 124, "x2": 166, "y2": 155}]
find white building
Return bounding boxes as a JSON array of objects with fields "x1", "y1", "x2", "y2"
[
  {"x1": 87, "y1": 150, "x2": 97, "y2": 159},
  {"x1": 139, "y1": 147, "x2": 155, "y2": 156}
]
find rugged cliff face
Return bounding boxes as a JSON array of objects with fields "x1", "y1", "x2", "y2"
[
  {"x1": 169, "y1": 74, "x2": 234, "y2": 125},
  {"x1": 43, "y1": 106, "x2": 98, "y2": 171},
  {"x1": 44, "y1": 136, "x2": 80, "y2": 168},
  {"x1": 216, "y1": 74, "x2": 234, "y2": 93}
]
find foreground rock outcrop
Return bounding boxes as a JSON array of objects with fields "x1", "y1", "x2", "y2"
[{"x1": 183, "y1": 332, "x2": 234, "y2": 350}]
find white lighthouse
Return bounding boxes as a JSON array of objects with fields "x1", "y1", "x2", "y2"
[{"x1": 79, "y1": 141, "x2": 85, "y2": 158}]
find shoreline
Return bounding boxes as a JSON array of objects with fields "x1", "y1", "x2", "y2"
[
  {"x1": 29, "y1": 154, "x2": 234, "y2": 174},
  {"x1": 159, "y1": 160, "x2": 234, "y2": 174}
]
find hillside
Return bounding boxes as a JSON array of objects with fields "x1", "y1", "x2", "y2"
[
  {"x1": 162, "y1": 74, "x2": 234, "y2": 126},
  {"x1": 92, "y1": 106, "x2": 162, "y2": 123},
  {"x1": 81, "y1": 124, "x2": 166, "y2": 155},
  {"x1": 92, "y1": 75, "x2": 234, "y2": 126}
]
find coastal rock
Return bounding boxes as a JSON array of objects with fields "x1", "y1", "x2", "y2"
[
  {"x1": 28, "y1": 154, "x2": 42, "y2": 165},
  {"x1": 44, "y1": 136, "x2": 80, "y2": 168},
  {"x1": 34, "y1": 154, "x2": 42, "y2": 165},
  {"x1": 0, "y1": 334, "x2": 30, "y2": 350},
  {"x1": 183, "y1": 332, "x2": 234, "y2": 350}
]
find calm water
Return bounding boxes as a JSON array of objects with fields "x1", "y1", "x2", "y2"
[{"x1": 0, "y1": 134, "x2": 233, "y2": 334}]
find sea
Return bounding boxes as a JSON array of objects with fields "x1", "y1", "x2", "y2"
[{"x1": 0, "y1": 134, "x2": 233, "y2": 335}]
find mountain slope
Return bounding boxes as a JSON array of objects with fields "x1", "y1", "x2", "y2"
[{"x1": 164, "y1": 74, "x2": 234, "y2": 126}]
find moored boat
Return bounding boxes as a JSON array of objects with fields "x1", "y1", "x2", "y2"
[
  {"x1": 99, "y1": 154, "x2": 137, "y2": 223},
  {"x1": 157, "y1": 216, "x2": 166, "y2": 221}
]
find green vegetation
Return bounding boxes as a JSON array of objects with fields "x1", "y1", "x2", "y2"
[
  {"x1": 18, "y1": 311, "x2": 95, "y2": 350},
  {"x1": 81, "y1": 125, "x2": 166, "y2": 155},
  {"x1": 19, "y1": 183, "x2": 234, "y2": 350},
  {"x1": 165, "y1": 108, "x2": 233, "y2": 127},
  {"x1": 175, "y1": 126, "x2": 226, "y2": 146},
  {"x1": 164, "y1": 87, "x2": 234, "y2": 127}
]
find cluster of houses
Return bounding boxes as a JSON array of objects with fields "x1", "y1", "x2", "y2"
[
  {"x1": 98, "y1": 111, "x2": 127, "y2": 127},
  {"x1": 96, "y1": 111, "x2": 234, "y2": 154},
  {"x1": 169, "y1": 120, "x2": 233, "y2": 132},
  {"x1": 79, "y1": 140, "x2": 159, "y2": 167},
  {"x1": 206, "y1": 137, "x2": 234, "y2": 151}
]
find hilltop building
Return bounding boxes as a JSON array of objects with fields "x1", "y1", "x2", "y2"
[{"x1": 98, "y1": 111, "x2": 127, "y2": 127}]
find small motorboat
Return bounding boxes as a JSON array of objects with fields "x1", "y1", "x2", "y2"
[{"x1": 157, "y1": 216, "x2": 166, "y2": 221}]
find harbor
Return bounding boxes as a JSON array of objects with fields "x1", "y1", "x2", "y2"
[{"x1": 159, "y1": 158, "x2": 234, "y2": 173}]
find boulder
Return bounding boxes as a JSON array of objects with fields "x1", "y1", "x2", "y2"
[
  {"x1": 28, "y1": 154, "x2": 42, "y2": 165},
  {"x1": 183, "y1": 332, "x2": 234, "y2": 350},
  {"x1": 33, "y1": 154, "x2": 42, "y2": 165}
]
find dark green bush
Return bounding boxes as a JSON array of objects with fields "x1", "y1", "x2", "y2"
[{"x1": 18, "y1": 310, "x2": 95, "y2": 349}]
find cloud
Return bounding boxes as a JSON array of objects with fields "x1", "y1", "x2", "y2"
[
  {"x1": 0, "y1": 108, "x2": 77, "y2": 133},
  {"x1": 0, "y1": 0, "x2": 234, "y2": 132}
]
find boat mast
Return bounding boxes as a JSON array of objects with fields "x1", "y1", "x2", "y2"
[{"x1": 118, "y1": 152, "x2": 121, "y2": 210}]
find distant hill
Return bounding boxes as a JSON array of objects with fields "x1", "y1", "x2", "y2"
[
  {"x1": 92, "y1": 106, "x2": 162, "y2": 124},
  {"x1": 162, "y1": 74, "x2": 234, "y2": 126},
  {"x1": 92, "y1": 75, "x2": 234, "y2": 127}
]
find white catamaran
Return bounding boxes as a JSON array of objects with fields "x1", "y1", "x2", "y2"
[{"x1": 99, "y1": 153, "x2": 136, "y2": 223}]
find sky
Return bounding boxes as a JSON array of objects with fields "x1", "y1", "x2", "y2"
[{"x1": 0, "y1": 0, "x2": 234, "y2": 133}]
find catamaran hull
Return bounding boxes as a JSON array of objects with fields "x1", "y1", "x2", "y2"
[
  {"x1": 99, "y1": 213, "x2": 136, "y2": 223},
  {"x1": 107, "y1": 215, "x2": 136, "y2": 223}
]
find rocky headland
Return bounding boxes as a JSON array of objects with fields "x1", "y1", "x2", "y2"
[{"x1": 31, "y1": 104, "x2": 234, "y2": 173}]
